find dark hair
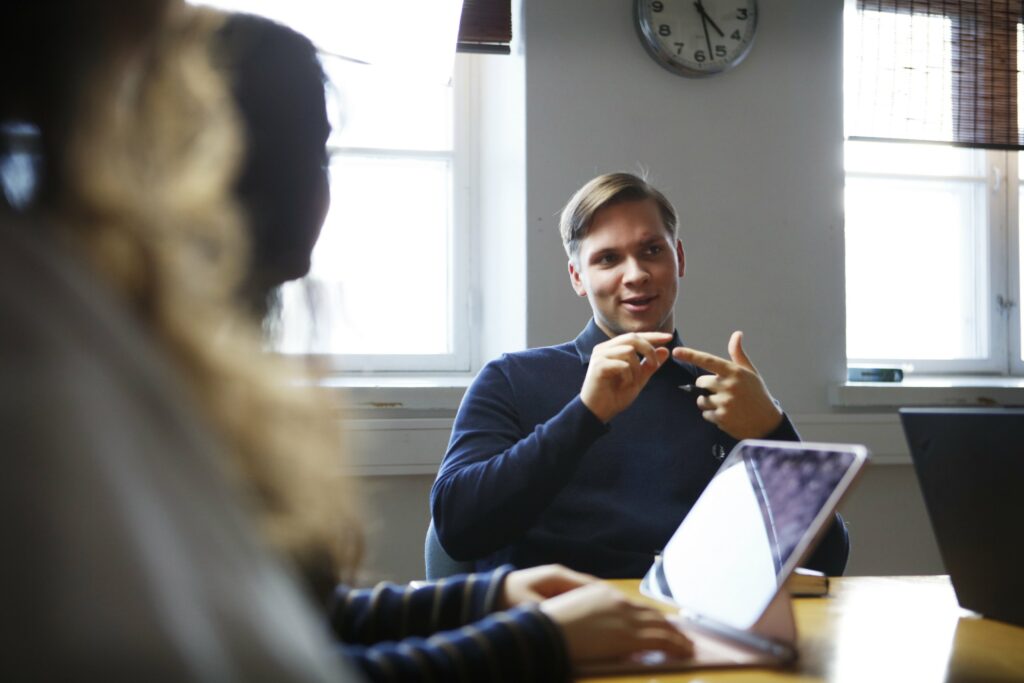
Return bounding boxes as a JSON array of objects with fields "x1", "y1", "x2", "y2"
[{"x1": 214, "y1": 13, "x2": 331, "y2": 315}]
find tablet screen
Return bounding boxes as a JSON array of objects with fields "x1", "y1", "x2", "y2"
[{"x1": 657, "y1": 440, "x2": 866, "y2": 630}]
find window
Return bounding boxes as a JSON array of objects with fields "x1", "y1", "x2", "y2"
[
  {"x1": 276, "y1": 57, "x2": 472, "y2": 372},
  {"x1": 192, "y1": 0, "x2": 475, "y2": 373},
  {"x1": 844, "y1": 1, "x2": 1024, "y2": 375}
]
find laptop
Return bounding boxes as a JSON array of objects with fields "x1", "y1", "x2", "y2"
[
  {"x1": 899, "y1": 407, "x2": 1024, "y2": 628},
  {"x1": 578, "y1": 439, "x2": 869, "y2": 675}
]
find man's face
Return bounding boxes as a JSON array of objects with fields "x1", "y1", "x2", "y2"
[{"x1": 568, "y1": 198, "x2": 685, "y2": 337}]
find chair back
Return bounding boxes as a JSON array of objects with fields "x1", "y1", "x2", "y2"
[{"x1": 424, "y1": 520, "x2": 474, "y2": 579}]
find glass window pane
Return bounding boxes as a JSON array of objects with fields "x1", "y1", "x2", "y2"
[
  {"x1": 845, "y1": 140, "x2": 985, "y2": 177},
  {"x1": 277, "y1": 155, "x2": 452, "y2": 355},
  {"x1": 844, "y1": 7, "x2": 953, "y2": 142},
  {"x1": 845, "y1": 176, "x2": 989, "y2": 360},
  {"x1": 192, "y1": 1, "x2": 461, "y2": 85},
  {"x1": 324, "y1": 57, "x2": 453, "y2": 151}
]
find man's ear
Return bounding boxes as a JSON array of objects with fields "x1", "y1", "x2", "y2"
[
  {"x1": 568, "y1": 260, "x2": 587, "y2": 297},
  {"x1": 676, "y1": 239, "x2": 686, "y2": 278}
]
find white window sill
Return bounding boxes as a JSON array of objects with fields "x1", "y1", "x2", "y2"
[
  {"x1": 831, "y1": 375, "x2": 1024, "y2": 407},
  {"x1": 317, "y1": 375, "x2": 473, "y2": 475},
  {"x1": 320, "y1": 374, "x2": 474, "y2": 414}
]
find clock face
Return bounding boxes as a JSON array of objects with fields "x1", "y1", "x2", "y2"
[{"x1": 634, "y1": 0, "x2": 758, "y2": 77}]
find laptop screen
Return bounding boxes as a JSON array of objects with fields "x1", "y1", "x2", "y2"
[
  {"x1": 656, "y1": 440, "x2": 866, "y2": 630},
  {"x1": 899, "y1": 407, "x2": 1024, "y2": 627}
]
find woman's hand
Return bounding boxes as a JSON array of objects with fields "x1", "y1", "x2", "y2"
[{"x1": 539, "y1": 582, "x2": 694, "y2": 663}]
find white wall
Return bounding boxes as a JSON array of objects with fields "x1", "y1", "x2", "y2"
[
  {"x1": 524, "y1": 0, "x2": 846, "y2": 411},
  {"x1": 352, "y1": 0, "x2": 945, "y2": 584}
]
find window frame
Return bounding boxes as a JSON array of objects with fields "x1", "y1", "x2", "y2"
[
  {"x1": 844, "y1": 144, "x2": 1021, "y2": 376},
  {"x1": 1010, "y1": 151, "x2": 1024, "y2": 375},
  {"x1": 290, "y1": 55, "x2": 474, "y2": 374},
  {"x1": 843, "y1": 0, "x2": 1024, "y2": 377}
]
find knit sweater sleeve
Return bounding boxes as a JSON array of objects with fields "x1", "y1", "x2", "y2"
[
  {"x1": 430, "y1": 358, "x2": 607, "y2": 560},
  {"x1": 764, "y1": 412, "x2": 801, "y2": 442},
  {"x1": 328, "y1": 567, "x2": 571, "y2": 683}
]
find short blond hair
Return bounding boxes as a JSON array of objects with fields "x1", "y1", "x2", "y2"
[{"x1": 558, "y1": 172, "x2": 678, "y2": 261}]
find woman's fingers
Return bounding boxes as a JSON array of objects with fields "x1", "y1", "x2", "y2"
[{"x1": 629, "y1": 627, "x2": 695, "y2": 658}]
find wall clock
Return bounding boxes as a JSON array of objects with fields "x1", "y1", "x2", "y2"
[{"x1": 634, "y1": 0, "x2": 758, "y2": 78}]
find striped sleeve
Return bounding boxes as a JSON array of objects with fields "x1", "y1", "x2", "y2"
[
  {"x1": 327, "y1": 567, "x2": 571, "y2": 682},
  {"x1": 337, "y1": 604, "x2": 570, "y2": 683},
  {"x1": 327, "y1": 566, "x2": 513, "y2": 643}
]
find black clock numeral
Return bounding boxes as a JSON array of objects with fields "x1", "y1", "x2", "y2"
[
  {"x1": 731, "y1": 29, "x2": 742, "y2": 40},
  {"x1": 658, "y1": 24, "x2": 671, "y2": 36},
  {"x1": 694, "y1": 49, "x2": 706, "y2": 63},
  {"x1": 715, "y1": 45, "x2": 727, "y2": 57},
  {"x1": 737, "y1": 8, "x2": 749, "y2": 20},
  {"x1": 651, "y1": 0, "x2": 664, "y2": 11},
  {"x1": 674, "y1": 41, "x2": 685, "y2": 55}
]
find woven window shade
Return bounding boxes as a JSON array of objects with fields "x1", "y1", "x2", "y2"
[
  {"x1": 848, "y1": 0, "x2": 1024, "y2": 149},
  {"x1": 457, "y1": 0, "x2": 512, "y2": 54}
]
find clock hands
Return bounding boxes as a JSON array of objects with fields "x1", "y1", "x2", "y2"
[
  {"x1": 695, "y1": 1, "x2": 713, "y2": 57},
  {"x1": 694, "y1": 0, "x2": 725, "y2": 38}
]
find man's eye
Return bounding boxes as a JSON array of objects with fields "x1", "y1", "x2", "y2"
[
  {"x1": 598, "y1": 254, "x2": 617, "y2": 265},
  {"x1": 647, "y1": 245, "x2": 663, "y2": 255}
]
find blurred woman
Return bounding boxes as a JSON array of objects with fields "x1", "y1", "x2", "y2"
[
  {"x1": 214, "y1": 12, "x2": 694, "y2": 682},
  {"x1": 1, "y1": 3, "x2": 357, "y2": 679}
]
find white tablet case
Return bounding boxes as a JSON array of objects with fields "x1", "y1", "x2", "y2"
[{"x1": 578, "y1": 440, "x2": 868, "y2": 676}]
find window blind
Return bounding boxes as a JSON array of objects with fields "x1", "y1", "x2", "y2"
[
  {"x1": 847, "y1": 0, "x2": 1024, "y2": 150},
  {"x1": 457, "y1": 0, "x2": 512, "y2": 54}
]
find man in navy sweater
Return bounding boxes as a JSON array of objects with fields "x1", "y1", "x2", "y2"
[{"x1": 431, "y1": 172, "x2": 848, "y2": 579}]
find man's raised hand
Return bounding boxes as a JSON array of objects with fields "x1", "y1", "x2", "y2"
[
  {"x1": 581, "y1": 332, "x2": 672, "y2": 423},
  {"x1": 671, "y1": 331, "x2": 784, "y2": 440}
]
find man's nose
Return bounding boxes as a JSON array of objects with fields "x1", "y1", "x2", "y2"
[{"x1": 622, "y1": 257, "x2": 650, "y2": 284}]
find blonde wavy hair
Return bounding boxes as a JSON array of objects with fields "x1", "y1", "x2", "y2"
[{"x1": 53, "y1": 3, "x2": 362, "y2": 589}]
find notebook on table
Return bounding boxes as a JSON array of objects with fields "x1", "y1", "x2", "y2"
[
  {"x1": 578, "y1": 439, "x2": 869, "y2": 676},
  {"x1": 899, "y1": 407, "x2": 1024, "y2": 628}
]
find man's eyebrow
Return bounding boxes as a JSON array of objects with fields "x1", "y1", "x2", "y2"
[{"x1": 588, "y1": 247, "x2": 618, "y2": 262}]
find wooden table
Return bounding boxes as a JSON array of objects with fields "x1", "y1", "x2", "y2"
[{"x1": 579, "y1": 576, "x2": 1024, "y2": 682}]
